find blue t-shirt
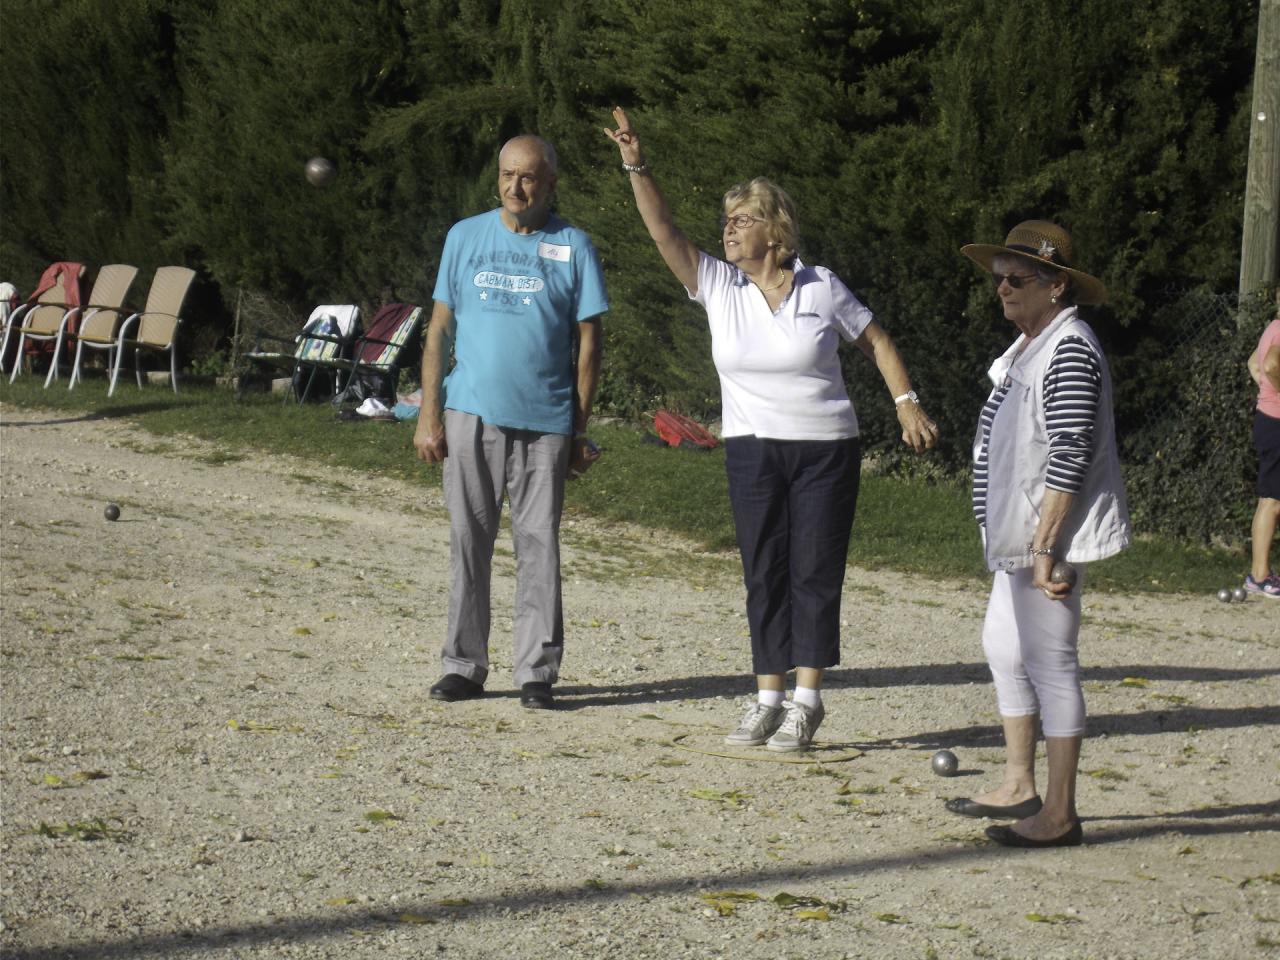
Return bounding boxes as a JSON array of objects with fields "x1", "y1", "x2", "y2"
[{"x1": 433, "y1": 209, "x2": 609, "y2": 434}]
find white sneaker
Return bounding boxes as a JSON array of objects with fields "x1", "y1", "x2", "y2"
[
  {"x1": 766, "y1": 699, "x2": 825, "y2": 752},
  {"x1": 724, "y1": 701, "x2": 786, "y2": 746}
]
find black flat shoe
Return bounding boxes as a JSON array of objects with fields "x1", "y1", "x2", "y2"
[
  {"x1": 985, "y1": 821, "x2": 1083, "y2": 848},
  {"x1": 944, "y1": 795, "x2": 1043, "y2": 819},
  {"x1": 429, "y1": 673, "x2": 484, "y2": 702},
  {"x1": 519, "y1": 682, "x2": 555, "y2": 710}
]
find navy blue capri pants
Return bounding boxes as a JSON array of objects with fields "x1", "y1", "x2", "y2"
[
  {"x1": 724, "y1": 434, "x2": 861, "y2": 676},
  {"x1": 1256, "y1": 410, "x2": 1280, "y2": 499}
]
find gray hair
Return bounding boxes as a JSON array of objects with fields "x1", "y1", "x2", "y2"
[{"x1": 993, "y1": 253, "x2": 1075, "y2": 306}]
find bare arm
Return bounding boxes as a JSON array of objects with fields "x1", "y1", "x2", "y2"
[
  {"x1": 568, "y1": 318, "x2": 603, "y2": 478},
  {"x1": 853, "y1": 319, "x2": 939, "y2": 453},
  {"x1": 602, "y1": 107, "x2": 701, "y2": 294},
  {"x1": 573, "y1": 318, "x2": 602, "y2": 433},
  {"x1": 413, "y1": 300, "x2": 455, "y2": 463},
  {"x1": 1264, "y1": 344, "x2": 1280, "y2": 392}
]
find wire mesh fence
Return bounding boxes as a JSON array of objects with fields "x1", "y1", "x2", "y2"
[{"x1": 1120, "y1": 285, "x2": 1277, "y2": 546}]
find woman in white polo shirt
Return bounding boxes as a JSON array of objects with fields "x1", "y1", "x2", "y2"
[{"x1": 604, "y1": 108, "x2": 938, "y2": 750}]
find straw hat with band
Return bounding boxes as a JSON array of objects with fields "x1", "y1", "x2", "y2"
[{"x1": 961, "y1": 220, "x2": 1107, "y2": 306}]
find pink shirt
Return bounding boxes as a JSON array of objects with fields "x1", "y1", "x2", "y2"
[{"x1": 1257, "y1": 318, "x2": 1280, "y2": 418}]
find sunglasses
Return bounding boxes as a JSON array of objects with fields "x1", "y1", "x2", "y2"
[
  {"x1": 991, "y1": 273, "x2": 1041, "y2": 289},
  {"x1": 719, "y1": 213, "x2": 765, "y2": 230}
]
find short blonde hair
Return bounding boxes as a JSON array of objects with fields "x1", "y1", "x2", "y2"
[{"x1": 722, "y1": 177, "x2": 799, "y2": 266}]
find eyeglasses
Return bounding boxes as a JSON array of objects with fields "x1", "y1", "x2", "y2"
[
  {"x1": 720, "y1": 213, "x2": 765, "y2": 230},
  {"x1": 991, "y1": 273, "x2": 1041, "y2": 289}
]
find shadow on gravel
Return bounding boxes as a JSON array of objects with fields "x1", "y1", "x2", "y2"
[
  {"x1": 553, "y1": 662, "x2": 1280, "y2": 710},
  {"x1": 9, "y1": 801, "x2": 1275, "y2": 960},
  {"x1": 0, "y1": 403, "x2": 179, "y2": 427},
  {"x1": 884, "y1": 704, "x2": 1280, "y2": 750}
]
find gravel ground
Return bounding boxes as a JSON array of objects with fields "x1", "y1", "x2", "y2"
[{"x1": 1, "y1": 404, "x2": 1277, "y2": 960}]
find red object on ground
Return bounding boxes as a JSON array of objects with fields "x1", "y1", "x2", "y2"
[{"x1": 653, "y1": 410, "x2": 719, "y2": 450}]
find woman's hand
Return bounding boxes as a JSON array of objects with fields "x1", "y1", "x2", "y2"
[
  {"x1": 1032, "y1": 553, "x2": 1072, "y2": 601},
  {"x1": 896, "y1": 401, "x2": 939, "y2": 453},
  {"x1": 602, "y1": 107, "x2": 645, "y2": 167}
]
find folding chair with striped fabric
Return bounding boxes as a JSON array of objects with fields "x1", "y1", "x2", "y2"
[
  {"x1": 328, "y1": 303, "x2": 424, "y2": 404},
  {"x1": 244, "y1": 304, "x2": 361, "y2": 402}
]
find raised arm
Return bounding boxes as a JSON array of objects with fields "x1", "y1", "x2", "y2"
[{"x1": 602, "y1": 107, "x2": 701, "y2": 294}]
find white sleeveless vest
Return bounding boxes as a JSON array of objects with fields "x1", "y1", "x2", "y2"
[{"x1": 976, "y1": 307, "x2": 1132, "y2": 572}]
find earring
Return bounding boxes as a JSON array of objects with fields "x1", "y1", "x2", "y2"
[{"x1": 1050, "y1": 294, "x2": 1059, "y2": 304}]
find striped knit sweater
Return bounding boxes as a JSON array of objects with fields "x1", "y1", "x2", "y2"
[{"x1": 973, "y1": 335, "x2": 1103, "y2": 526}]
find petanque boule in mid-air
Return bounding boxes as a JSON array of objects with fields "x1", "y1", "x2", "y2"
[
  {"x1": 103, "y1": 503, "x2": 121, "y2": 522},
  {"x1": 931, "y1": 749, "x2": 959, "y2": 777},
  {"x1": 304, "y1": 156, "x2": 336, "y2": 187}
]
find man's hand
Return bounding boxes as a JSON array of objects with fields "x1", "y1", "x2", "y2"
[
  {"x1": 567, "y1": 436, "x2": 601, "y2": 479},
  {"x1": 413, "y1": 416, "x2": 447, "y2": 463}
]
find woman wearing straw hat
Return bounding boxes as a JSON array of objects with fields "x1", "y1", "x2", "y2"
[
  {"x1": 603, "y1": 107, "x2": 938, "y2": 752},
  {"x1": 945, "y1": 220, "x2": 1131, "y2": 847}
]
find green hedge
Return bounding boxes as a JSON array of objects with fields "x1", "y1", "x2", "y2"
[{"x1": 0, "y1": 0, "x2": 1265, "y2": 546}]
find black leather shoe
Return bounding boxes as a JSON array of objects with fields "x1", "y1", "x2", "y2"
[
  {"x1": 429, "y1": 674, "x2": 484, "y2": 702},
  {"x1": 519, "y1": 682, "x2": 555, "y2": 710},
  {"x1": 985, "y1": 821, "x2": 1083, "y2": 848},
  {"x1": 944, "y1": 795, "x2": 1044, "y2": 819}
]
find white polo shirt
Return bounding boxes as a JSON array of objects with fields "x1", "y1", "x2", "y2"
[{"x1": 689, "y1": 253, "x2": 871, "y2": 440}]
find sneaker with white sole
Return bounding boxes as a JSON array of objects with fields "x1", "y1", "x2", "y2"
[
  {"x1": 724, "y1": 701, "x2": 786, "y2": 746},
  {"x1": 766, "y1": 699, "x2": 825, "y2": 752},
  {"x1": 1244, "y1": 573, "x2": 1280, "y2": 598}
]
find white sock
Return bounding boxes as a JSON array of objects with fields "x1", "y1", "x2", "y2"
[
  {"x1": 757, "y1": 689, "x2": 784, "y2": 708},
  {"x1": 792, "y1": 686, "x2": 821, "y2": 709}
]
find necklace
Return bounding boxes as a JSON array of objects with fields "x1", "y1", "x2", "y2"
[{"x1": 758, "y1": 270, "x2": 787, "y2": 292}]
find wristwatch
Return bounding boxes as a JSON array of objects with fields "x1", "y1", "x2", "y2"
[{"x1": 894, "y1": 390, "x2": 919, "y2": 406}]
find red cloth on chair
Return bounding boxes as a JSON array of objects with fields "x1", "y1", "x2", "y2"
[
  {"x1": 24, "y1": 261, "x2": 84, "y2": 347},
  {"x1": 27, "y1": 261, "x2": 84, "y2": 307}
]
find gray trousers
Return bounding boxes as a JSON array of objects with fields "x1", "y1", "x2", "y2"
[{"x1": 440, "y1": 410, "x2": 570, "y2": 686}]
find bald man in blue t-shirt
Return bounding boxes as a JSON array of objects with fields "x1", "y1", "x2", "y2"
[{"x1": 414, "y1": 135, "x2": 608, "y2": 710}]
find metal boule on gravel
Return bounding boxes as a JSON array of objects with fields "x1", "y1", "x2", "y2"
[
  {"x1": 1216, "y1": 588, "x2": 1232, "y2": 603},
  {"x1": 104, "y1": 503, "x2": 121, "y2": 521},
  {"x1": 1231, "y1": 586, "x2": 1247, "y2": 602},
  {"x1": 931, "y1": 749, "x2": 959, "y2": 777}
]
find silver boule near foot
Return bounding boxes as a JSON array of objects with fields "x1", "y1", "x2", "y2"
[{"x1": 931, "y1": 749, "x2": 959, "y2": 776}]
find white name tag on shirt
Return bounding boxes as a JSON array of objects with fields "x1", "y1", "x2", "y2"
[{"x1": 537, "y1": 241, "x2": 571, "y2": 263}]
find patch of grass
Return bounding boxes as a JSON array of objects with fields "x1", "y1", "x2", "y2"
[
  {"x1": 0, "y1": 380, "x2": 1249, "y2": 592},
  {"x1": 32, "y1": 817, "x2": 129, "y2": 842}
]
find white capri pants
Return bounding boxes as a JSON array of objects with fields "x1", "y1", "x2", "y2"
[{"x1": 981, "y1": 566, "x2": 1087, "y2": 738}]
